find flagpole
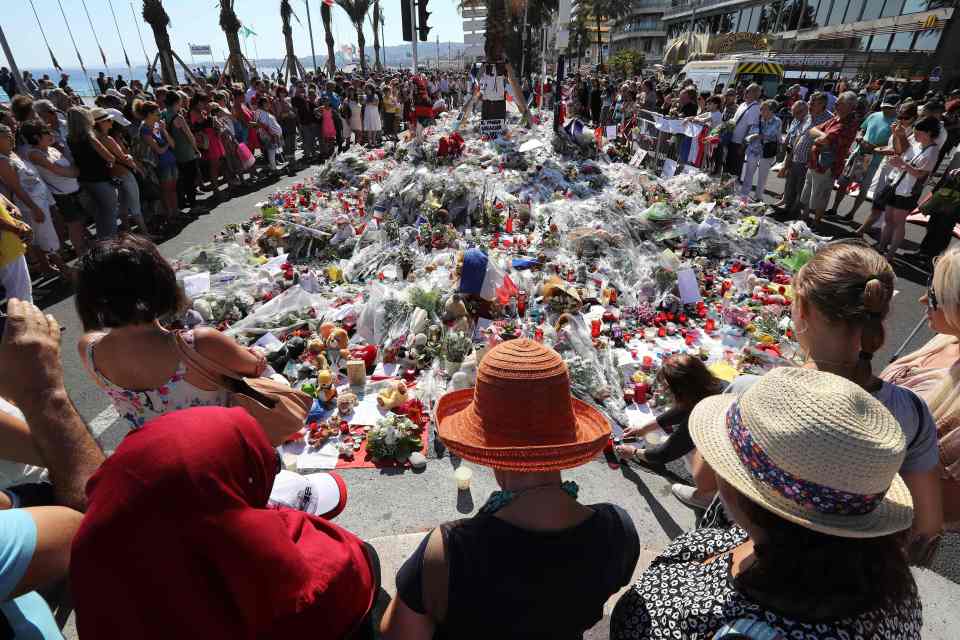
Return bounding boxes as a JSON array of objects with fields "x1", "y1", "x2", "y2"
[
  {"x1": 80, "y1": 0, "x2": 111, "y2": 74},
  {"x1": 107, "y1": 0, "x2": 134, "y2": 78},
  {"x1": 130, "y1": 1, "x2": 152, "y2": 70},
  {"x1": 305, "y1": 0, "x2": 318, "y2": 73}
]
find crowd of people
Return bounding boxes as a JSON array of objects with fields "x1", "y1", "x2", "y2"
[
  {"x1": 1, "y1": 62, "x2": 960, "y2": 638},
  {"x1": 2, "y1": 231, "x2": 960, "y2": 637},
  {"x1": 565, "y1": 73, "x2": 960, "y2": 265},
  {"x1": 0, "y1": 66, "x2": 476, "y2": 305}
]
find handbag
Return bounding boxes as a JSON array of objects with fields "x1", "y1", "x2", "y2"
[
  {"x1": 762, "y1": 141, "x2": 778, "y2": 159},
  {"x1": 874, "y1": 143, "x2": 935, "y2": 209},
  {"x1": 174, "y1": 332, "x2": 313, "y2": 446}
]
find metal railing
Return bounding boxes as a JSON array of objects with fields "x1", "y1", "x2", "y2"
[{"x1": 662, "y1": 0, "x2": 743, "y2": 20}]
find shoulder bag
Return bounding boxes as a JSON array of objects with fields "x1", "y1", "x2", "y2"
[
  {"x1": 174, "y1": 331, "x2": 313, "y2": 445},
  {"x1": 874, "y1": 143, "x2": 935, "y2": 209}
]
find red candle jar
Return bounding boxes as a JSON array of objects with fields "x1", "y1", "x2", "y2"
[
  {"x1": 685, "y1": 333, "x2": 695, "y2": 346},
  {"x1": 679, "y1": 313, "x2": 688, "y2": 324},
  {"x1": 505, "y1": 217, "x2": 514, "y2": 233},
  {"x1": 658, "y1": 326, "x2": 667, "y2": 338},
  {"x1": 634, "y1": 383, "x2": 649, "y2": 404},
  {"x1": 591, "y1": 319, "x2": 601, "y2": 338},
  {"x1": 642, "y1": 355, "x2": 653, "y2": 369},
  {"x1": 705, "y1": 318, "x2": 716, "y2": 333}
]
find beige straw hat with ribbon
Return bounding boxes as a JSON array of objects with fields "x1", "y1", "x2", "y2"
[{"x1": 690, "y1": 367, "x2": 914, "y2": 538}]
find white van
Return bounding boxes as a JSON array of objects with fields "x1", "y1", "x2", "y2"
[{"x1": 679, "y1": 59, "x2": 785, "y2": 97}]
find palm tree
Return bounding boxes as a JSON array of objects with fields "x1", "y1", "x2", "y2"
[
  {"x1": 320, "y1": 0, "x2": 337, "y2": 77},
  {"x1": 280, "y1": 0, "x2": 305, "y2": 82},
  {"x1": 219, "y1": 0, "x2": 247, "y2": 83},
  {"x1": 371, "y1": 0, "x2": 382, "y2": 71},
  {"x1": 335, "y1": 0, "x2": 373, "y2": 75},
  {"x1": 566, "y1": 13, "x2": 590, "y2": 71},
  {"x1": 142, "y1": 0, "x2": 177, "y2": 85},
  {"x1": 579, "y1": 0, "x2": 631, "y2": 66}
]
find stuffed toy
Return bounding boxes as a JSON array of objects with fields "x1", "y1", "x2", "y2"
[
  {"x1": 316, "y1": 369, "x2": 337, "y2": 407},
  {"x1": 377, "y1": 380, "x2": 409, "y2": 410}
]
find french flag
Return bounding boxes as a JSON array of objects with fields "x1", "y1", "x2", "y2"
[{"x1": 459, "y1": 248, "x2": 518, "y2": 304}]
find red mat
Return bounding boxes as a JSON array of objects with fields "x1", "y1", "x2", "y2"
[{"x1": 334, "y1": 423, "x2": 430, "y2": 470}]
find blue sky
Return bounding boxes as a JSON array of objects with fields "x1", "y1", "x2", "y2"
[{"x1": 1, "y1": 0, "x2": 465, "y2": 69}]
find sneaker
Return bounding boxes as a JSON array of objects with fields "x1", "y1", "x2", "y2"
[{"x1": 670, "y1": 483, "x2": 714, "y2": 510}]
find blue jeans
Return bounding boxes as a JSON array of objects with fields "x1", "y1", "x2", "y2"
[
  {"x1": 81, "y1": 180, "x2": 119, "y2": 240},
  {"x1": 116, "y1": 171, "x2": 146, "y2": 228}
]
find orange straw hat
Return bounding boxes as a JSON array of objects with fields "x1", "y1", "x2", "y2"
[{"x1": 436, "y1": 338, "x2": 610, "y2": 471}]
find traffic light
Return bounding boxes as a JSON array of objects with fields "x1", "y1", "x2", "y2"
[
  {"x1": 401, "y1": 0, "x2": 413, "y2": 42},
  {"x1": 417, "y1": 0, "x2": 431, "y2": 42}
]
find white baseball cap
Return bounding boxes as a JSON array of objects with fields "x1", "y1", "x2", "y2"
[{"x1": 267, "y1": 470, "x2": 348, "y2": 519}]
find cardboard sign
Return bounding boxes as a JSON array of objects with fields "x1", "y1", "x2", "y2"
[
  {"x1": 605, "y1": 125, "x2": 618, "y2": 139},
  {"x1": 630, "y1": 148, "x2": 648, "y2": 167},
  {"x1": 677, "y1": 268, "x2": 702, "y2": 304},
  {"x1": 480, "y1": 119, "x2": 505, "y2": 137}
]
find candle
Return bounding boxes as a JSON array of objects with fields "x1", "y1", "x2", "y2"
[
  {"x1": 454, "y1": 466, "x2": 473, "y2": 491},
  {"x1": 658, "y1": 326, "x2": 667, "y2": 338},
  {"x1": 705, "y1": 318, "x2": 716, "y2": 333},
  {"x1": 346, "y1": 360, "x2": 366, "y2": 386},
  {"x1": 642, "y1": 355, "x2": 653, "y2": 369},
  {"x1": 634, "y1": 383, "x2": 649, "y2": 404},
  {"x1": 591, "y1": 319, "x2": 601, "y2": 338},
  {"x1": 505, "y1": 216, "x2": 514, "y2": 233}
]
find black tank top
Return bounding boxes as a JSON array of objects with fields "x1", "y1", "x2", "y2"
[
  {"x1": 396, "y1": 503, "x2": 639, "y2": 639},
  {"x1": 69, "y1": 136, "x2": 111, "y2": 183}
]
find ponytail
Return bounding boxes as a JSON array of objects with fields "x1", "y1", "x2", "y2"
[{"x1": 794, "y1": 242, "x2": 895, "y2": 388}]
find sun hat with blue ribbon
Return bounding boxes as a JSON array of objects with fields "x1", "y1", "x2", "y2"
[{"x1": 689, "y1": 366, "x2": 914, "y2": 538}]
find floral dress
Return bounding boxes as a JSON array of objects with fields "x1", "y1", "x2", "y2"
[
  {"x1": 610, "y1": 527, "x2": 922, "y2": 640},
  {"x1": 84, "y1": 330, "x2": 229, "y2": 430}
]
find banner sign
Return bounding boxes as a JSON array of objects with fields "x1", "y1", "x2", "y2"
[
  {"x1": 190, "y1": 45, "x2": 212, "y2": 56},
  {"x1": 480, "y1": 119, "x2": 505, "y2": 137}
]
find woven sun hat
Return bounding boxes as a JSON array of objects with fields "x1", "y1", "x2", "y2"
[
  {"x1": 436, "y1": 338, "x2": 610, "y2": 472},
  {"x1": 689, "y1": 367, "x2": 913, "y2": 538}
]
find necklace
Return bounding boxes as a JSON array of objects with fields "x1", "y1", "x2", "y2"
[{"x1": 479, "y1": 481, "x2": 579, "y2": 515}]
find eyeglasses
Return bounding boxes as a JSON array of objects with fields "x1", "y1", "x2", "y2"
[{"x1": 928, "y1": 278, "x2": 939, "y2": 311}]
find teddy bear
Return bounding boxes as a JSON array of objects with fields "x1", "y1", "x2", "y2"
[
  {"x1": 325, "y1": 327, "x2": 350, "y2": 369},
  {"x1": 377, "y1": 380, "x2": 409, "y2": 410},
  {"x1": 316, "y1": 369, "x2": 338, "y2": 407}
]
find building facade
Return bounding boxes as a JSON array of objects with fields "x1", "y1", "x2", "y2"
[
  {"x1": 610, "y1": 0, "x2": 671, "y2": 62},
  {"x1": 660, "y1": 0, "x2": 957, "y2": 85},
  {"x1": 461, "y1": 0, "x2": 486, "y2": 62},
  {"x1": 572, "y1": 0, "x2": 612, "y2": 65}
]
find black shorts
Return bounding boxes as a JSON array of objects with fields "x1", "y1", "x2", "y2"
[
  {"x1": 52, "y1": 190, "x2": 87, "y2": 224},
  {"x1": 889, "y1": 193, "x2": 920, "y2": 211}
]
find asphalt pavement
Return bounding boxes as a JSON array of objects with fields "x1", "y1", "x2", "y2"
[{"x1": 32, "y1": 161, "x2": 960, "y2": 639}]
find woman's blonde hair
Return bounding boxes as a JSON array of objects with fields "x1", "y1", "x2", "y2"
[
  {"x1": 794, "y1": 241, "x2": 895, "y2": 385},
  {"x1": 66, "y1": 107, "x2": 94, "y2": 145},
  {"x1": 921, "y1": 249, "x2": 960, "y2": 428}
]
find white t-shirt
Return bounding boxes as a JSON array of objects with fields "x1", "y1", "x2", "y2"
[
  {"x1": 890, "y1": 139, "x2": 938, "y2": 196},
  {"x1": 256, "y1": 110, "x2": 283, "y2": 137},
  {"x1": 731, "y1": 101, "x2": 760, "y2": 144},
  {"x1": 480, "y1": 73, "x2": 505, "y2": 101}
]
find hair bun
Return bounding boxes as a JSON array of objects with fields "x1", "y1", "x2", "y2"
[{"x1": 863, "y1": 278, "x2": 889, "y2": 315}]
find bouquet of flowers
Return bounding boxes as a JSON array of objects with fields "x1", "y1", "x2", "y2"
[{"x1": 366, "y1": 413, "x2": 423, "y2": 462}]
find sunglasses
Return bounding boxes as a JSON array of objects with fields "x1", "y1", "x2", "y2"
[{"x1": 927, "y1": 276, "x2": 939, "y2": 311}]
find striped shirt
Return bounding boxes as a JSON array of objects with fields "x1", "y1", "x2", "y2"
[{"x1": 791, "y1": 110, "x2": 832, "y2": 165}]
